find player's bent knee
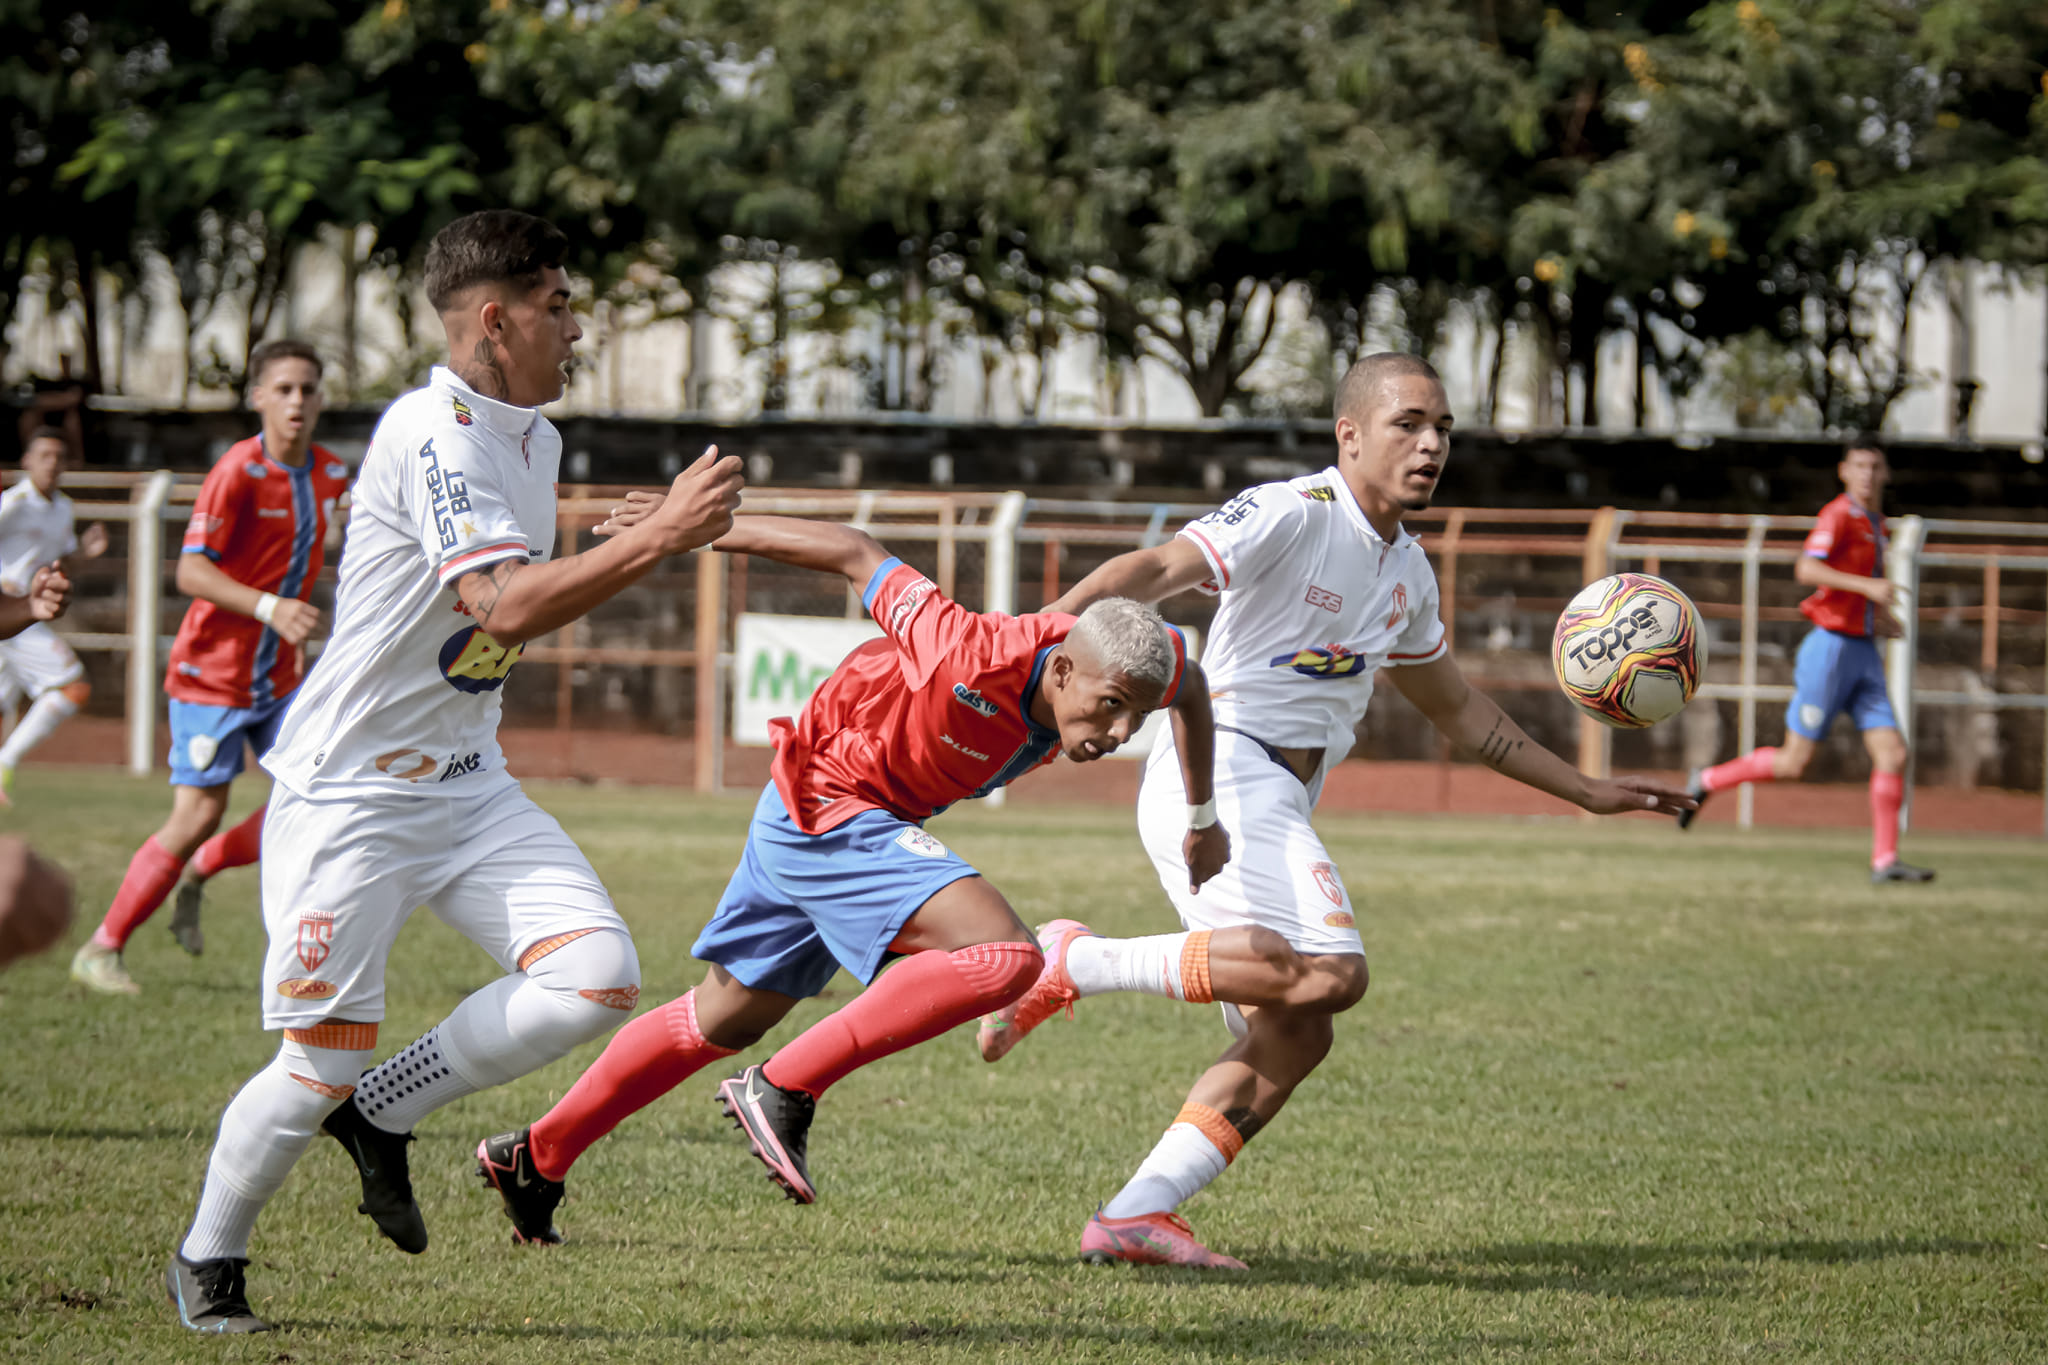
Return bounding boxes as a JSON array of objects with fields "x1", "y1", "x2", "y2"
[
  {"x1": 951, "y1": 940, "x2": 1044, "y2": 1011},
  {"x1": 58, "y1": 680, "x2": 90, "y2": 707},
  {"x1": 522, "y1": 926, "x2": 643, "y2": 1042},
  {"x1": 1304, "y1": 953, "x2": 1369, "y2": 1012},
  {"x1": 276, "y1": 1031, "x2": 379, "y2": 1110}
]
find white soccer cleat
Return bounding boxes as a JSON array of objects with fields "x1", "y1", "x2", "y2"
[{"x1": 71, "y1": 941, "x2": 140, "y2": 995}]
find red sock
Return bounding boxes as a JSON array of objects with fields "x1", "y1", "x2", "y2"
[
  {"x1": 1870, "y1": 771, "x2": 1904, "y2": 868},
  {"x1": 189, "y1": 804, "x2": 265, "y2": 881},
  {"x1": 763, "y1": 942, "x2": 1042, "y2": 1099},
  {"x1": 1700, "y1": 747, "x2": 1780, "y2": 793},
  {"x1": 528, "y1": 990, "x2": 734, "y2": 1180},
  {"x1": 91, "y1": 837, "x2": 187, "y2": 950}
]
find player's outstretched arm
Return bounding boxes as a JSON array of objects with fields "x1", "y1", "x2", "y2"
[
  {"x1": 1795, "y1": 554, "x2": 1893, "y2": 604},
  {"x1": 1045, "y1": 538, "x2": 1212, "y2": 615},
  {"x1": 1167, "y1": 659, "x2": 1230, "y2": 891},
  {"x1": 1388, "y1": 654, "x2": 1697, "y2": 817},
  {"x1": 0, "y1": 565, "x2": 70, "y2": 640},
  {"x1": 708, "y1": 515, "x2": 893, "y2": 586},
  {"x1": 177, "y1": 552, "x2": 324, "y2": 647},
  {"x1": 458, "y1": 448, "x2": 743, "y2": 647}
]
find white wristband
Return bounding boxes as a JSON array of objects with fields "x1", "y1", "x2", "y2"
[
  {"x1": 1188, "y1": 799, "x2": 1218, "y2": 831},
  {"x1": 254, "y1": 593, "x2": 281, "y2": 626}
]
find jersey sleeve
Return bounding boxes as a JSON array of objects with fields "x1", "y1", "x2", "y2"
[
  {"x1": 406, "y1": 430, "x2": 532, "y2": 588},
  {"x1": 1803, "y1": 501, "x2": 1848, "y2": 560},
  {"x1": 1385, "y1": 573, "x2": 1449, "y2": 667},
  {"x1": 181, "y1": 457, "x2": 246, "y2": 563},
  {"x1": 1159, "y1": 623, "x2": 1190, "y2": 706},
  {"x1": 1174, "y1": 484, "x2": 1305, "y2": 596},
  {"x1": 861, "y1": 556, "x2": 980, "y2": 688}
]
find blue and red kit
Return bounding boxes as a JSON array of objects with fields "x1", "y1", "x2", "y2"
[
  {"x1": 698, "y1": 557, "x2": 1187, "y2": 997},
  {"x1": 1785, "y1": 494, "x2": 1896, "y2": 741},
  {"x1": 1799, "y1": 494, "x2": 1886, "y2": 638},
  {"x1": 168, "y1": 436, "x2": 350, "y2": 709}
]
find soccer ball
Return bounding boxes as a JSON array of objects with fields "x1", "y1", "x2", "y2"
[{"x1": 1551, "y1": 573, "x2": 1707, "y2": 729}]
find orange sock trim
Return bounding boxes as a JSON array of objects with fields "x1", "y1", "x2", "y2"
[
  {"x1": 1174, "y1": 1101, "x2": 1243, "y2": 1164},
  {"x1": 518, "y1": 927, "x2": 597, "y2": 972},
  {"x1": 289, "y1": 1074, "x2": 355, "y2": 1100},
  {"x1": 1178, "y1": 931, "x2": 1214, "y2": 1003},
  {"x1": 284, "y1": 1021, "x2": 379, "y2": 1051}
]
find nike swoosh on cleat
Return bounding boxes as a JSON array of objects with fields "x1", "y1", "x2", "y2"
[{"x1": 743, "y1": 1073, "x2": 770, "y2": 1106}]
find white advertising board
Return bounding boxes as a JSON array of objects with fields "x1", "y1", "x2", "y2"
[{"x1": 731, "y1": 613, "x2": 884, "y2": 744}]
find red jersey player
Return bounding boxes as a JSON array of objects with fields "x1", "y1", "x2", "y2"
[
  {"x1": 73, "y1": 340, "x2": 350, "y2": 995},
  {"x1": 472, "y1": 512, "x2": 1230, "y2": 1243},
  {"x1": 1679, "y1": 439, "x2": 1932, "y2": 882}
]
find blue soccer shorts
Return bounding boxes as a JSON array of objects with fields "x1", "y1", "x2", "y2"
[
  {"x1": 692, "y1": 783, "x2": 982, "y2": 999},
  {"x1": 1785, "y1": 627, "x2": 1898, "y2": 741},
  {"x1": 167, "y1": 693, "x2": 294, "y2": 787}
]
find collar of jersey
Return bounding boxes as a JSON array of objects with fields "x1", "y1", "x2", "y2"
[
  {"x1": 254, "y1": 433, "x2": 313, "y2": 479},
  {"x1": 1319, "y1": 465, "x2": 1414, "y2": 551},
  {"x1": 1019, "y1": 645, "x2": 1062, "y2": 741},
  {"x1": 432, "y1": 366, "x2": 539, "y2": 435}
]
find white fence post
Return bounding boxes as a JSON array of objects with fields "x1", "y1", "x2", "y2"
[
  {"x1": 980, "y1": 491, "x2": 1028, "y2": 809},
  {"x1": 1735, "y1": 516, "x2": 1769, "y2": 830},
  {"x1": 1885, "y1": 515, "x2": 1926, "y2": 833},
  {"x1": 126, "y1": 470, "x2": 175, "y2": 776}
]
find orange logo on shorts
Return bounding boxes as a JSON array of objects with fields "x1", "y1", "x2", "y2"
[
  {"x1": 276, "y1": 978, "x2": 339, "y2": 1000},
  {"x1": 579, "y1": 986, "x2": 641, "y2": 1011},
  {"x1": 1323, "y1": 911, "x2": 1356, "y2": 928},
  {"x1": 1308, "y1": 860, "x2": 1345, "y2": 906},
  {"x1": 297, "y1": 911, "x2": 334, "y2": 971}
]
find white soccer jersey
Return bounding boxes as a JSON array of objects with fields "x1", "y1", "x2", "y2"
[
  {"x1": 0, "y1": 482, "x2": 79, "y2": 595},
  {"x1": 264, "y1": 367, "x2": 559, "y2": 800},
  {"x1": 1176, "y1": 466, "x2": 1446, "y2": 763}
]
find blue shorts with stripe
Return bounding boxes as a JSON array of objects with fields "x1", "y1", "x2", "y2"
[
  {"x1": 692, "y1": 783, "x2": 981, "y2": 999},
  {"x1": 167, "y1": 693, "x2": 294, "y2": 787},
  {"x1": 1785, "y1": 628, "x2": 1897, "y2": 740}
]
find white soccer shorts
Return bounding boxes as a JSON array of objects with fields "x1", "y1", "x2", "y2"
[
  {"x1": 259, "y1": 779, "x2": 626, "y2": 1031},
  {"x1": 1136, "y1": 729, "x2": 1364, "y2": 959},
  {"x1": 0, "y1": 622, "x2": 84, "y2": 702}
]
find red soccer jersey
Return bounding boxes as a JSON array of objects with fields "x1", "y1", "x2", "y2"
[
  {"x1": 769, "y1": 558, "x2": 1188, "y2": 834},
  {"x1": 166, "y1": 437, "x2": 351, "y2": 708},
  {"x1": 1798, "y1": 493, "x2": 1886, "y2": 637}
]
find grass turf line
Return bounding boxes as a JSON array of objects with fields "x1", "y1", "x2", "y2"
[{"x1": 2, "y1": 769, "x2": 2043, "y2": 1362}]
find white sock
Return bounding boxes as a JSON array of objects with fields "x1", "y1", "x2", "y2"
[
  {"x1": 180, "y1": 1038, "x2": 374, "y2": 1262},
  {"x1": 1101, "y1": 1120, "x2": 1233, "y2": 1218},
  {"x1": 354, "y1": 928, "x2": 638, "y2": 1134},
  {"x1": 0, "y1": 690, "x2": 76, "y2": 768},
  {"x1": 1065, "y1": 930, "x2": 1211, "y2": 1001}
]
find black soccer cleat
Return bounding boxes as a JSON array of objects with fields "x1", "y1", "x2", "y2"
[
  {"x1": 1872, "y1": 860, "x2": 1936, "y2": 884},
  {"x1": 716, "y1": 1064, "x2": 817, "y2": 1204},
  {"x1": 1674, "y1": 769, "x2": 1711, "y2": 831},
  {"x1": 166, "y1": 1254, "x2": 273, "y2": 1334},
  {"x1": 322, "y1": 1096, "x2": 428, "y2": 1253},
  {"x1": 476, "y1": 1127, "x2": 566, "y2": 1245},
  {"x1": 168, "y1": 878, "x2": 206, "y2": 956}
]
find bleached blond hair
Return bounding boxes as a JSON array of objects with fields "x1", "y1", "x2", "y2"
[{"x1": 1068, "y1": 597, "x2": 1176, "y2": 691}]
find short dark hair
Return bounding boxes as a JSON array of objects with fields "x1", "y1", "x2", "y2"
[
  {"x1": 1336, "y1": 352, "x2": 1442, "y2": 421},
  {"x1": 248, "y1": 339, "x2": 323, "y2": 386},
  {"x1": 424, "y1": 210, "x2": 571, "y2": 312},
  {"x1": 25, "y1": 426, "x2": 67, "y2": 449},
  {"x1": 1842, "y1": 435, "x2": 1887, "y2": 462}
]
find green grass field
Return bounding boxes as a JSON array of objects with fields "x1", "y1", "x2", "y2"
[{"x1": 3, "y1": 770, "x2": 2044, "y2": 1363}]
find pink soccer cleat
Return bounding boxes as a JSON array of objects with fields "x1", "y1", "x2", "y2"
[
  {"x1": 1079, "y1": 1209, "x2": 1248, "y2": 1270},
  {"x1": 976, "y1": 918, "x2": 1093, "y2": 1062}
]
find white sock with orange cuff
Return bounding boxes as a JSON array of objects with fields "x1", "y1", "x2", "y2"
[
  {"x1": 1101, "y1": 1102, "x2": 1243, "y2": 1218},
  {"x1": 1065, "y1": 929, "x2": 1215, "y2": 1002}
]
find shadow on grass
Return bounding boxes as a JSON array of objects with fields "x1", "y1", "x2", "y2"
[{"x1": 868, "y1": 1235, "x2": 2007, "y2": 1301}]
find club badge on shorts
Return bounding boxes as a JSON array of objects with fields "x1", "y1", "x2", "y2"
[
  {"x1": 895, "y1": 827, "x2": 948, "y2": 859},
  {"x1": 1308, "y1": 860, "x2": 1345, "y2": 906},
  {"x1": 297, "y1": 910, "x2": 335, "y2": 971}
]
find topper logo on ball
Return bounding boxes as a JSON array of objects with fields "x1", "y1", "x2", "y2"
[{"x1": 1565, "y1": 602, "x2": 1668, "y2": 668}]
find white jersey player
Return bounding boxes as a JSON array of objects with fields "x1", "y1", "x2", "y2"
[
  {"x1": 0, "y1": 427, "x2": 106, "y2": 801},
  {"x1": 980, "y1": 354, "x2": 1695, "y2": 1269},
  {"x1": 167, "y1": 210, "x2": 744, "y2": 1336}
]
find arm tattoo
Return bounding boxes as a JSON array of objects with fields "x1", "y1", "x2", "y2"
[
  {"x1": 1477, "y1": 715, "x2": 1524, "y2": 768},
  {"x1": 457, "y1": 337, "x2": 510, "y2": 400},
  {"x1": 464, "y1": 559, "x2": 523, "y2": 632}
]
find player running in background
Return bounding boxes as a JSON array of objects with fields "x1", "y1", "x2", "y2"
[
  {"x1": 983, "y1": 354, "x2": 1695, "y2": 1269},
  {"x1": 72, "y1": 341, "x2": 346, "y2": 995},
  {"x1": 0, "y1": 568, "x2": 79, "y2": 970},
  {"x1": 166, "y1": 210, "x2": 744, "y2": 1335},
  {"x1": 0, "y1": 426, "x2": 107, "y2": 800},
  {"x1": 1677, "y1": 440, "x2": 1931, "y2": 882},
  {"x1": 471, "y1": 511, "x2": 1227, "y2": 1246}
]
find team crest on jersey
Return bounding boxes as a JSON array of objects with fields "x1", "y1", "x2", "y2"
[
  {"x1": 1299, "y1": 485, "x2": 1336, "y2": 502},
  {"x1": 1308, "y1": 861, "x2": 1346, "y2": 906},
  {"x1": 297, "y1": 911, "x2": 335, "y2": 971},
  {"x1": 452, "y1": 396, "x2": 475, "y2": 426},
  {"x1": 1269, "y1": 645, "x2": 1367, "y2": 678},
  {"x1": 439, "y1": 625, "x2": 525, "y2": 694},
  {"x1": 245, "y1": 462, "x2": 267, "y2": 479},
  {"x1": 895, "y1": 827, "x2": 949, "y2": 859},
  {"x1": 325, "y1": 461, "x2": 348, "y2": 481},
  {"x1": 1385, "y1": 583, "x2": 1409, "y2": 630}
]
